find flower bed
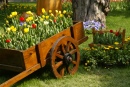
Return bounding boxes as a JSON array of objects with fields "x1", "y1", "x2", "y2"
[
  {"x1": 81, "y1": 36, "x2": 130, "y2": 71},
  {"x1": 89, "y1": 28, "x2": 126, "y2": 47},
  {"x1": 0, "y1": 8, "x2": 73, "y2": 50}
]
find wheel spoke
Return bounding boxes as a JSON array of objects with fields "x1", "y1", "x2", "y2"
[
  {"x1": 72, "y1": 60, "x2": 77, "y2": 65},
  {"x1": 61, "y1": 44, "x2": 66, "y2": 54},
  {"x1": 56, "y1": 53, "x2": 63, "y2": 59},
  {"x1": 55, "y1": 61, "x2": 63, "y2": 69},
  {"x1": 69, "y1": 49, "x2": 77, "y2": 55},
  {"x1": 60, "y1": 67, "x2": 65, "y2": 76},
  {"x1": 66, "y1": 41, "x2": 72, "y2": 52}
]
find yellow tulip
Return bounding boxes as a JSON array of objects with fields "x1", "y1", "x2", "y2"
[
  {"x1": 49, "y1": 10, "x2": 52, "y2": 13},
  {"x1": 46, "y1": 16, "x2": 49, "y2": 19},
  {"x1": 11, "y1": 11, "x2": 17, "y2": 16},
  {"x1": 63, "y1": 10, "x2": 67, "y2": 14},
  {"x1": 42, "y1": 8, "x2": 46, "y2": 13},
  {"x1": 24, "y1": 28, "x2": 29, "y2": 33}
]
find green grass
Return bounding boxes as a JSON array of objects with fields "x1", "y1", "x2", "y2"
[{"x1": 0, "y1": 2, "x2": 130, "y2": 87}]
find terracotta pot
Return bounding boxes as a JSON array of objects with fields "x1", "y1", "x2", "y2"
[{"x1": 37, "y1": 0, "x2": 62, "y2": 15}]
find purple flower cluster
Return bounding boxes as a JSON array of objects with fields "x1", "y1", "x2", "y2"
[{"x1": 83, "y1": 20, "x2": 105, "y2": 30}]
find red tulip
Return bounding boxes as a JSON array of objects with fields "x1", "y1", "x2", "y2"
[
  {"x1": 32, "y1": 24, "x2": 37, "y2": 29},
  {"x1": 19, "y1": 16, "x2": 25, "y2": 22},
  {"x1": 110, "y1": 30, "x2": 113, "y2": 33},
  {"x1": 115, "y1": 32, "x2": 119, "y2": 36},
  {"x1": 5, "y1": 39, "x2": 11, "y2": 43},
  {"x1": 54, "y1": 19, "x2": 56, "y2": 23}
]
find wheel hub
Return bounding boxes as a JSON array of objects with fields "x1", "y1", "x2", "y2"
[{"x1": 63, "y1": 53, "x2": 72, "y2": 66}]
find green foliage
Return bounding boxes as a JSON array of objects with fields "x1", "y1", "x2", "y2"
[{"x1": 62, "y1": 1, "x2": 73, "y2": 17}]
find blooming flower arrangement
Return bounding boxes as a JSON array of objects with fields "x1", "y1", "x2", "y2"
[
  {"x1": 83, "y1": 20, "x2": 105, "y2": 34},
  {"x1": 0, "y1": 8, "x2": 73, "y2": 50},
  {"x1": 92, "y1": 29, "x2": 125, "y2": 45}
]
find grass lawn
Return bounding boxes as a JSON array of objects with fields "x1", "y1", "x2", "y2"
[{"x1": 0, "y1": 2, "x2": 130, "y2": 87}]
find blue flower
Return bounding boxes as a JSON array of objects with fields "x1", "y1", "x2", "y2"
[{"x1": 83, "y1": 20, "x2": 104, "y2": 30}]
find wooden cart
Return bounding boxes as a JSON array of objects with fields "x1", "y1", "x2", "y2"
[{"x1": 0, "y1": 22, "x2": 88, "y2": 87}]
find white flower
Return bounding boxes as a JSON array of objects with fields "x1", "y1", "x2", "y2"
[{"x1": 44, "y1": 21, "x2": 49, "y2": 25}]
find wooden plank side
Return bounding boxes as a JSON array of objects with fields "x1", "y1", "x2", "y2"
[
  {"x1": 71, "y1": 22, "x2": 87, "y2": 44},
  {"x1": 23, "y1": 46, "x2": 39, "y2": 70},
  {"x1": 0, "y1": 48, "x2": 25, "y2": 72},
  {"x1": 38, "y1": 28, "x2": 71, "y2": 67}
]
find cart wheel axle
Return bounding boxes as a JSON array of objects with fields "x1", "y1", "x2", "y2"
[{"x1": 63, "y1": 53, "x2": 72, "y2": 66}]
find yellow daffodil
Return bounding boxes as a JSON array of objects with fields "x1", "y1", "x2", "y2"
[{"x1": 24, "y1": 28, "x2": 29, "y2": 33}]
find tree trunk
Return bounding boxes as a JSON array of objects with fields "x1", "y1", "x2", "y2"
[{"x1": 72, "y1": 0, "x2": 110, "y2": 28}]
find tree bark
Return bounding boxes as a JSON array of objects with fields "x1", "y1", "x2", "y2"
[{"x1": 72, "y1": 0, "x2": 110, "y2": 28}]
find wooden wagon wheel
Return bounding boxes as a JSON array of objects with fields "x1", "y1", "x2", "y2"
[{"x1": 51, "y1": 36, "x2": 80, "y2": 78}]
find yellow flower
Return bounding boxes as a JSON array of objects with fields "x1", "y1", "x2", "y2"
[
  {"x1": 59, "y1": 11, "x2": 61, "y2": 14},
  {"x1": 115, "y1": 47, "x2": 119, "y2": 50},
  {"x1": 42, "y1": 8, "x2": 46, "y2": 13},
  {"x1": 46, "y1": 16, "x2": 49, "y2": 19},
  {"x1": 114, "y1": 42, "x2": 119, "y2": 45},
  {"x1": 104, "y1": 47, "x2": 109, "y2": 50},
  {"x1": 24, "y1": 28, "x2": 29, "y2": 33},
  {"x1": 49, "y1": 10, "x2": 52, "y2": 13},
  {"x1": 6, "y1": 28, "x2": 11, "y2": 32},
  {"x1": 6, "y1": 20, "x2": 9, "y2": 24},
  {"x1": 50, "y1": 13, "x2": 54, "y2": 16},
  {"x1": 23, "y1": 23, "x2": 27, "y2": 26},
  {"x1": 55, "y1": 10, "x2": 58, "y2": 13},
  {"x1": 125, "y1": 38, "x2": 128, "y2": 42},
  {"x1": 40, "y1": 18, "x2": 43, "y2": 21},
  {"x1": 42, "y1": 15, "x2": 45, "y2": 19},
  {"x1": 9, "y1": 15, "x2": 13, "y2": 18},
  {"x1": 108, "y1": 46, "x2": 113, "y2": 49},
  {"x1": 10, "y1": 26, "x2": 16, "y2": 32},
  {"x1": 63, "y1": 10, "x2": 66, "y2": 14},
  {"x1": 11, "y1": 11, "x2": 17, "y2": 16},
  {"x1": 26, "y1": 17, "x2": 33, "y2": 22},
  {"x1": 26, "y1": 11, "x2": 33, "y2": 15},
  {"x1": 60, "y1": 14, "x2": 63, "y2": 17},
  {"x1": 127, "y1": 37, "x2": 130, "y2": 40}
]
